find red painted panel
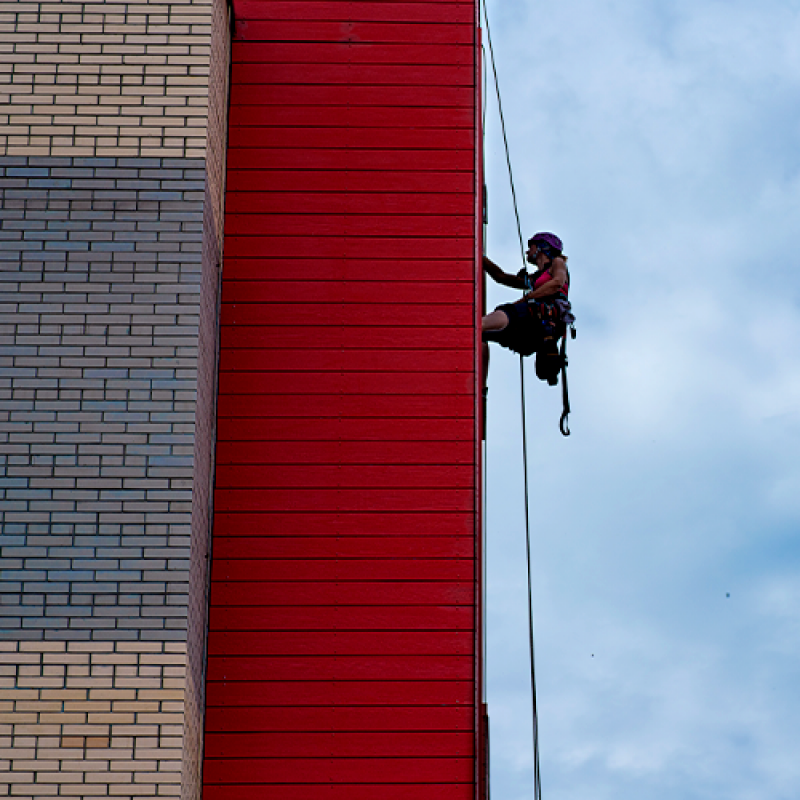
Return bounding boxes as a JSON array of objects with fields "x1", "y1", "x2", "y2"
[
  {"x1": 216, "y1": 418, "x2": 471, "y2": 444},
  {"x1": 208, "y1": 631, "x2": 473, "y2": 657},
  {"x1": 226, "y1": 147, "x2": 472, "y2": 171},
  {"x1": 222, "y1": 280, "x2": 471, "y2": 304},
  {"x1": 216, "y1": 395, "x2": 473, "y2": 421},
  {"x1": 215, "y1": 463, "x2": 474, "y2": 489},
  {"x1": 213, "y1": 488, "x2": 473, "y2": 513},
  {"x1": 225, "y1": 168, "x2": 474, "y2": 193},
  {"x1": 224, "y1": 191, "x2": 473, "y2": 215},
  {"x1": 211, "y1": 558, "x2": 475, "y2": 582},
  {"x1": 203, "y1": 756, "x2": 474, "y2": 784},
  {"x1": 225, "y1": 213, "x2": 473, "y2": 238},
  {"x1": 205, "y1": 786, "x2": 474, "y2": 800},
  {"x1": 230, "y1": 84, "x2": 473, "y2": 107},
  {"x1": 235, "y1": 1, "x2": 474, "y2": 24},
  {"x1": 212, "y1": 511, "x2": 474, "y2": 536},
  {"x1": 235, "y1": 42, "x2": 473, "y2": 66},
  {"x1": 205, "y1": 704, "x2": 474, "y2": 732},
  {"x1": 206, "y1": 680, "x2": 475, "y2": 706},
  {"x1": 208, "y1": 605, "x2": 474, "y2": 632},
  {"x1": 220, "y1": 257, "x2": 474, "y2": 282},
  {"x1": 216, "y1": 372, "x2": 473, "y2": 397},
  {"x1": 218, "y1": 349, "x2": 473, "y2": 374},
  {"x1": 209, "y1": 581, "x2": 474, "y2": 607},
  {"x1": 228, "y1": 128, "x2": 474, "y2": 151},
  {"x1": 206, "y1": 655, "x2": 473, "y2": 682},
  {"x1": 204, "y1": 730, "x2": 474, "y2": 758},
  {"x1": 206, "y1": 3, "x2": 480, "y2": 795},
  {"x1": 212, "y1": 536, "x2": 474, "y2": 560},
  {"x1": 235, "y1": 20, "x2": 475, "y2": 45},
  {"x1": 220, "y1": 303, "x2": 472, "y2": 328},
  {"x1": 231, "y1": 62, "x2": 473, "y2": 87},
  {"x1": 215, "y1": 440, "x2": 474, "y2": 465}
]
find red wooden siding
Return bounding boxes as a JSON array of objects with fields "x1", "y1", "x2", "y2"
[{"x1": 203, "y1": 0, "x2": 482, "y2": 797}]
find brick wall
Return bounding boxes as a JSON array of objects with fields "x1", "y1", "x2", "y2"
[
  {"x1": 0, "y1": 0, "x2": 221, "y2": 159},
  {"x1": 0, "y1": 1, "x2": 230, "y2": 798}
]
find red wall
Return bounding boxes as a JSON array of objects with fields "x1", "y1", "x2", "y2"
[{"x1": 203, "y1": 1, "x2": 482, "y2": 797}]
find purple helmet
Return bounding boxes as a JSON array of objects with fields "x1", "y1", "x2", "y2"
[{"x1": 528, "y1": 232, "x2": 563, "y2": 255}]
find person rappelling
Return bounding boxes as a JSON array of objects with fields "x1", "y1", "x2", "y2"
[{"x1": 482, "y1": 231, "x2": 575, "y2": 388}]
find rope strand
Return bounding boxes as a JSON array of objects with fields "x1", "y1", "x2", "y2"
[{"x1": 480, "y1": 1, "x2": 542, "y2": 798}]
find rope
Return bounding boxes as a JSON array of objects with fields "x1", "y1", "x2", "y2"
[{"x1": 480, "y1": 1, "x2": 542, "y2": 798}]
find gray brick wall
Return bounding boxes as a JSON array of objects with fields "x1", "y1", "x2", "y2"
[{"x1": 0, "y1": 155, "x2": 210, "y2": 643}]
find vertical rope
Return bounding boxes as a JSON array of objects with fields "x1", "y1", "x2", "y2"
[{"x1": 480, "y1": 1, "x2": 542, "y2": 798}]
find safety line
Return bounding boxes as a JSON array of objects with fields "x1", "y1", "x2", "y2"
[{"x1": 480, "y1": 1, "x2": 542, "y2": 797}]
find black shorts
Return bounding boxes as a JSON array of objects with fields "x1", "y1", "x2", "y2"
[{"x1": 483, "y1": 300, "x2": 542, "y2": 357}]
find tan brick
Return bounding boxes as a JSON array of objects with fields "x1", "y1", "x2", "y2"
[
  {"x1": 40, "y1": 690, "x2": 86, "y2": 701},
  {"x1": 19, "y1": 643, "x2": 64, "y2": 655},
  {"x1": 88, "y1": 690, "x2": 135, "y2": 702},
  {"x1": 59, "y1": 736, "x2": 85, "y2": 749},
  {"x1": 0, "y1": 653, "x2": 40, "y2": 665}
]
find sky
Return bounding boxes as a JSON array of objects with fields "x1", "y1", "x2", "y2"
[{"x1": 480, "y1": 1, "x2": 800, "y2": 799}]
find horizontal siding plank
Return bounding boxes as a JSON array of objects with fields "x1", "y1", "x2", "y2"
[
  {"x1": 203, "y1": 756, "x2": 474, "y2": 783},
  {"x1": 205, "y1": 679, "x2": 474, "y2": 706},
  {"x1": 204, "y1": 730, "x2": 474, "y2": 758},
  {"x1": 232, "y1": 63, "x2": 472, "y2": 87},
  {"x1": 213, "y1": 488, "x2": 474, "y2": 513},
  {"x1": 204, "y1": 705, "x2": 474, "y2": 732},
  {"x1": 207, "y1": 631, "x2": 474, "y2": 656},
  {"x1": 216, "y1": 372, "x2": 474, "y2": 396},
  {"x1": 212, "y1": 511, "x2": 474, "y2": 536},
  {"x1": 221, "y1": 280, "x2": 471, "y2": 305},
  {"x1": 215, "y1": 464, "x2": 475, "y2": 490},
  {"x1": 212, "y1": 536, "x2": 474, "y2": 560},
  {"x1": 215, "y1": 418, "x2": 473, "y2": 443},
  {"x1": 225, "y1": 148, "x2": 472, "y2": 171},
  {"x1": 228, "y1": 127, "x2": 473, "y2": 150},
  {"x1": 220, "y1": 304, "x2": 473, "y2": 327},
  {"x1": 224, "y1": 191, "x2": 473, "y2": 215},
  {"x1": 214, "y1": 440, "x2": 474, "y2": 465},
  {"x1": 208, "y1": 605, "x2": 474, "y2": 632},
  {"x1": 236, "y1": 20, "x2": 476, "y2": 45},
  {"x1": 234, "y1": 42, "x2": 473, "y2": 66},
  {"x1": 218, "y1": 349, "x2": 473, "y2": 374},
  {"x1": 221, "y1": 323, "x2": 472, "y2": 348},
  {"x1": 205, "y1": 785, "x2": 473, "y2": 800},
  {"x1": 209, "y1": 581, "x2": 474, "y2": 606},
  {"x1": 225, "y1": 168, "x2": 473, "y2": 193},
  {"x1": 211, "y1": 558, "x2": 475, "y2": 582},
  {"x1": 224, "y1": 236, "x2": 474, "y2": 260},
  {"x1": 215, "y1": 396, "x2": 474, "y2": 420},
  {"x1": 214, "y1": 464, "x2": 474, "y2": 490},
  {"x1": 230, "y1": 84, "x2": 473, "y2": 107},
  {"x1": 225, "y1": 211, "x2": 473, "y2": 234},
  {"x1": 206, "y1": 655, "x2": 473, "y2": 682},
  {"x1": 235, "y1": 1, "x2": 474, "y2": 24},
  {"x1": 220, "y1": 257, "x2": 474, "y2": 282},
  {"x1": 219, "y1": 327, "x2": 473, "y2": 351}
]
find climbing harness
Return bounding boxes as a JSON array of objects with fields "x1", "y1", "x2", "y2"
[{"x1": 559, "y1": 327, "x2": 576, "y2": 436}]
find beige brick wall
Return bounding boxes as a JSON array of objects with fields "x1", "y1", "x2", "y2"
[
  {"x1": 0, "y1": 641, "x2": 187, "y2": 798},
  {"x1": 0, "y1": 1, "x2": 230, "y2": 798},
  {"x1": 0, "y1": 0, "x2": 225, "y2": 158}
]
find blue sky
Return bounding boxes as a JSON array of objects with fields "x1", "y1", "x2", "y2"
[{"x1": 481, "y1": 1, "x2": 800, "y2": 798}]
